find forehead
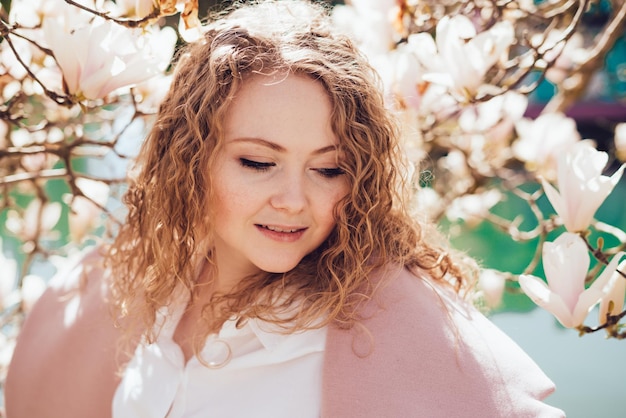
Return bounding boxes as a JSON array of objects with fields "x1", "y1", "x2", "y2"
[{"x1": 223, "y1": 72, "x2": 337, "y2": 150}]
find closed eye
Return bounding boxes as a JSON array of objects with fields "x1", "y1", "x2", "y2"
[
  {"x1": 315, "y1": 168, "x2": 345, "y2": 178},
  {"x1": 239, "y1": 158, "x2": 275, "y2": 171}
]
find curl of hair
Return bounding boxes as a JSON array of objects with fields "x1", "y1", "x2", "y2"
[{"x1": 106, "y1": 0, "x2": 476, "y2": 354}]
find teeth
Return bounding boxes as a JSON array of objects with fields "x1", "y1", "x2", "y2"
[{"x1": 263, "y1": 225, "x2": 299, "y2": 233}]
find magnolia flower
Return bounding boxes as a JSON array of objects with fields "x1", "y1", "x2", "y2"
[
  {"x1": 0, "y1": 121, "x2": 8, "y2": 149},
  {"x1": 113, "y1": 0, "x2": 156, "y2": 18},
  {"x1": 0, "y1": 239, "x2": 19, "y2": 310},
  {"x1": 531, "y1": 30, "x2": 587, "y2": 85},
  {"x1": 513, "y1": 112, "x2": 581, "y2": 181},
  {"x1": 615, "y1": 123, "x2": 626, "y2": 162},
  {"x1": 21, "y1": 274, "x2": 46, "y2": 313},
  {"x1": 1, "y1": 34, "x2": 32, "y2": 79},
  {"x1": 478, "y1": 269, "x2": 507, "y2": 308},
  {"x1": 410, "y1": 187, "x2": 443, "y2": 223},
  {"x1": 9, "y1": 0, "x2": 95, "y2": 67},
  {"x1": 599, "y1": 261, "x2": 626, "y2": 326},
  {"x1": 519, "y1": 232, "x2": 625, "y2": 328},
  {"x1": 67, "y1": 178, "x2": 110, "y2": 243},
  {"x1": 133, "y1": 74, "x2": 173, "y2": 114},
  {"x1": 446, "y1": 189, "x2": 501, "y2": 227},
  {"x1": 331, "y1": 0, "x2": 399, "y2": 106},
  {"x1": 331, "y1": 0, "x2": 397, "y2": 57},
  {"x1": 421, "y1": 15, "x2": 514, "y2": 101},
  {"x1": 389, "y1": 39, "x2": 431, "y2": 110},
  {"x1": 43, "y1": 17, "x2": 176, "y2": 100},
  {"x1": 541, "y1": 141, "x2": 625, "y2": 232},
  {"x1": 459, "y1": 91, "x2": 528, "y2": 135},
  {"x1": 5, "y1": 200, "x2": 62, "y2": 242}
]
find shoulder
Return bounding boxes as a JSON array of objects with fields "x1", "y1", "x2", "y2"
[
  {"x1": 322, "y1": 266, "x2": 564, "y2": 418},
  {"x1": 5, "y1": 247, "x2": 128, "y2": 418}
]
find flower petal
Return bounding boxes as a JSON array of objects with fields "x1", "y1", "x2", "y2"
[
  {"x1": 598, "y1": 260, "x2": 626, "y2": 325},
  {"x1": 542, "y1": 233, "x2": 589, "y2": 311},
  {"x1": 519, "y1": 274, "x2": 576, "y2": 328}
]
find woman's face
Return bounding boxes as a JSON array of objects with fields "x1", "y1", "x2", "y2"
[{"x1": 209, "y1": 73, "x2": 349, "y2": 280}]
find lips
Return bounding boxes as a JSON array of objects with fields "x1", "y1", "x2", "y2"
[
  {"x1": 255, "y1": 224, "x2": 307, "y2": 242},
  {"x1": 258, "y1": 224, "x2": 304, "y2": 233}
]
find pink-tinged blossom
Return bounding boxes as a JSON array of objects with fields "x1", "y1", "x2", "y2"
[
  {"x1": 513, "y1": 112, "x2": 581, "y2": 181},
  {"x1": 331, "y1": 0, "x2": 397, "y2": 57},
  {"x1": 5, "y1": 200, "x2": 61, "y2": 242},
  {"x1": 541, "y1": 141, "x2": 625, "y2": 232},
  {"x1": 615, "y1": 123, "x2": 626, "y2": 162},
  {"x1": 478, "y1": 269, "x2": 507, "y2": 308},
  {"x1": 446, "y1": 189, "x2": 501, "y2": 227},
  {"x1": 519, "y1": 233, "x2": 625, "y2": 328},
  {"x1": 530, "y1": 29, "x2": 587, "y2": 85},
  {"x1": 599, "y1": 261, "x2": 626, "y2": 326},
  {"x1": 43, "y1": 17, "x2": 176, "y2": 100},
  {"x1": 112, "y1": 0, "x2": 156, "y2": 18},
  {"x1": 459, "y1": 91, "x2": 528, "y2": 135},
  {"x1": 20, "y1": 274, "x2": 46, "y2": 313},
  {"x1": 0, "y1": 238, "x2": 19, "y2": 310},
  {"x1": 331, "y1": 0, "x2": 399, "y2": 106},
  {"x1": 421, "y1": 15, "x2": 514, "y2": 101},
  {"x1": 67, "y1": 178, "x2": 110, "y2": 243},
  {"x1": 389, "y1": 37, "x2": 431, "y2": 110}
]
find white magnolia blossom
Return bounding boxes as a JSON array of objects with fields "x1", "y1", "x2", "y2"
[
  {"x1": 0, "y1": 121, "x2": 8, "y2": 149},
  {"x1": 8, "y1": 0, "x2": 80, "y2": 27},
  {"x1": 0, "y1": 239, "x2": 19, "y2": 310},
  {"x1": 0, "y1": 35, "x2": 33, "y2": 79},
  {"x1": 389, "y1": 38, "x2": 432, "y2": 109},
  {"x1": 331, "y1": 0, "x2": 397, "y2": 57},
  {"x1": 533, "y1": 30, "x2": 587, "y2": 85},
  {"x1": 599, "y1": 260, "x2": 626, "y2": 326},
  {"x1": 519, "y1": 233, "x2": 625, "y2": 328},
  {"x1": 541, "y1": 141, "x2": 625, "y2": 232},
  {"x1": 5, "y1": 200, "x2": 62, "y2": 242},
  {"x1": 420, "y1": 15, "x2": 514, "y2": 101},
  {"x1": 395, "y1": 33, "x2": 459, "y2": 118},
  {"x1": 478, "y1": 269, "x2": 507, "y2": 308},
  {"x1": 331, "y1": 0, "x2": 399, "y2": 107},
  {"x1": 410, "y1": 187, "x2": 443, "y2": 223},
  {"x1": 42, "y1": 17, "x2": 176, "y2": 100},
  {"x1": 112, "y1": 0, "x2": 155, "y2": 18},
  {"x1": 459, "y1": 91, "x2": 528, "y2": 135},
  {"x1": 20, "y1": 274, "x2": 47, "y2": 313},
  {"x1": 615, "y1": 123, "x2": 626, "y2": 162},
  {"x1": 513, "y1": 112, "x2": 581, "y2": 181},
  {"x1": 446, "y1": 189, "x2": 501, "y2": 226},
  {"x1": 67, "y1": 178, "x2": 111, "y2": 243}
]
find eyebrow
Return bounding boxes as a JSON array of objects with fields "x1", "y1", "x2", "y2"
[{"x1": 230, "y1": 137, "x2": 338, "y2": 155}]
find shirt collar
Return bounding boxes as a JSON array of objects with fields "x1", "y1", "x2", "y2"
[{"x1": 247, "y1": 318, "x2": 293, "y2": 350}]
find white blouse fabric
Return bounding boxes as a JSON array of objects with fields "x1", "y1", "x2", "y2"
[{"x1": 112, "y1": 303, "x2": 327, "y2": 418}]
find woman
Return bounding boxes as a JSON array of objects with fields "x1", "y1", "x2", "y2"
[{"x1": 5, "y1": 1, "x2": 565, "y2": 417}]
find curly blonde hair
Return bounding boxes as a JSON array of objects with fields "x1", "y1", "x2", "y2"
[{"x1": 106, "y1": 0, "x2": 474, "y2": 352}]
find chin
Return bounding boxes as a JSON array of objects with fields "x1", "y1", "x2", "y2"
[{"x1": 257, "y1": 258, "x2": 302, "y2": 274}]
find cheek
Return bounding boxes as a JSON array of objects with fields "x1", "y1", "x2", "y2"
[
  {"x1": 318, "y1": 183, "x2": 349, "y2": 226},
  {"x1": 212, "y1": 180, "x2": 251, "y2": 220}
]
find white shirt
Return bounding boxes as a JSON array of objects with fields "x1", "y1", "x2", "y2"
[{"x1": 112, "y1": 302, "x2": 327, "y2": 418}]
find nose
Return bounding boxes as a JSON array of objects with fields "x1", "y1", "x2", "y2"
[{"x1": 270, "y1": 173, "x2": 307, "y2": 213}]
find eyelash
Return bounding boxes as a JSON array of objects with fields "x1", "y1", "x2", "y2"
[
  {"x1": 239, "y1": 158, "x2": 275, "y2": 171},
  {"x1": 315, "y1": 168, "x2": 345, "y2": 178},
  {"x1": 239, "y1": 158, "x2": 345, "y2": 178}
]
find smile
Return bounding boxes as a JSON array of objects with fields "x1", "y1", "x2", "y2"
[
  {"x1": 257, "y1": 224, "x2": 306, "y2": 233},
  {"x1": 255, "y1": 224, "x2": 308, "y2": 242}
]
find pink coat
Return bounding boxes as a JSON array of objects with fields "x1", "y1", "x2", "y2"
[
  {"x1": 6, "y1": 254, "x2": 565, "y2": 417},
  {"x1": 321, "y1": 266, "x2": 565, "y2": 417}
]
